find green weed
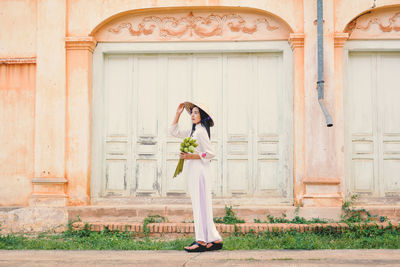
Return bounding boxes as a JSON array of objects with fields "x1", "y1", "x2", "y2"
[
  {"x1": 254, "y1": 214, "x2": 328, "y2": 224},
  {"x1": 214, "y1": 206, "x2": 245, "y2": 224},
  {"x1": 341, "y1": 194, "x2": 388, "y2": 223},
  {"x1": 143, "y1": 215, "x2": 166, "y2": 236}
]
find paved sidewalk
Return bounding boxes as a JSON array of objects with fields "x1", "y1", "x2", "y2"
[{"x1": 1, "y1": 249, "x2": 400, "y2": 266}]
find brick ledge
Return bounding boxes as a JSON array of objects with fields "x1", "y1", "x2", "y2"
[{"x1": 72, "y1": 221, "x2": 399, "y2": 234}]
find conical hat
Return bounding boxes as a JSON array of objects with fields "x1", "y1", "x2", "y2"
[{"x1": 183, "y1": 101, "x2": 214, "y2": 127}]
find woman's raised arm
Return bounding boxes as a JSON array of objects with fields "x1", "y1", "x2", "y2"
[{"x1": 169, "y1": 103, "x2": 191, "y2": 138}]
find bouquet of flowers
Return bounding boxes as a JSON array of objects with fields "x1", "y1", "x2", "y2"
[{"x1": 173, "y1": 136, "x2": 198, "y2": 178}]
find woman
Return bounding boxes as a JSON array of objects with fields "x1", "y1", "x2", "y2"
[{"x1": 169, "y1": 102, "x2": 223, "y2": 252}]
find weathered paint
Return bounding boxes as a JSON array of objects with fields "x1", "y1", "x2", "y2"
[
  {"x1": 0, "y1": 0, "x2": 400, "y2": 211},
  {"x1": 0, "y1": 63, "x2": 35, "y2": 206},
  {"x1": 0, "y1": 0, "x2": 36, "y2": 57}
]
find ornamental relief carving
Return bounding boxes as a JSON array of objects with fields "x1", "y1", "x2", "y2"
[
  {"x1": 95, "y1": 11, "x2": 290, "y2": 41},
  {"x1": 345, "y1": 8, "x2": 400, "y2": 39}
]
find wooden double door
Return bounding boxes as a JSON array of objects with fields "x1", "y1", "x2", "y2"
[{"x1": 93, "y1": 52, "x2": 293, "y2": 204}]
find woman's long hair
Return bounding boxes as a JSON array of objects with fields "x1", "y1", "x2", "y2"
[{"x1": 190, "y1": 106, "x2": 212, "y2": 139}]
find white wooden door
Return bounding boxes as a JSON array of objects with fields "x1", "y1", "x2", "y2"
[
  {"x1": 346, "y1": 52, "x2": 400, "y2": 201},
  {"x1": 97, "y1": 52, "x2": 292, "y2": 202}
]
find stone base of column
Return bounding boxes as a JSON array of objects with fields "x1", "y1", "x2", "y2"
[
  {"x1": 29, "y1": 178, "x2": 68, "y2": 207},
  {"x1": 302, "y1": 178, "x2": 343, "y2": 207}
]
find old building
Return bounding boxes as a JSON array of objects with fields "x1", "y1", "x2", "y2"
[{"x1": 1, "y1": 0, "x2": 400, "y2": 232}]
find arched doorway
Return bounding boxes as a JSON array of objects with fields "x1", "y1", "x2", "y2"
[
  {"x1": 343, "y1": 6, "x2": 400, "y2": 203},
  {"x1": 90, "y1": 8, "x2": 294, "y2": 205}
]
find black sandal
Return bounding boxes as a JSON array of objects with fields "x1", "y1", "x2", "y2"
[
  {"x1": 184, "y1": 241, "x2": 207, "y2": 253},
  {"x1": 206, "y1": 241, "x2": 223, "y2": 251}
]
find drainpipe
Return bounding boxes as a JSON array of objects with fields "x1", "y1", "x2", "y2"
[{"x1": 317, "y1": 0, "x2": 333, "y2": 127}]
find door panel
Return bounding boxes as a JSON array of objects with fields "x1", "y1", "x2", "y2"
[
  {"x1": 134, "y1": 56, "x2": 161, "y2": 195},
  {"x1": 256, "y1": 55, "x2": 279, "y2": 135},
  {"x1": 254, "y1": 54, "x2": 287, "y2": 196},
  {"x1": 347, "y1": 53, "x2": 376, "y2": 194},
  {"x1": 379, "y1": 54, "x2": 400, "y2": 194},
  {"x1": 136, "y1": 56, "x2": 159, "y2": 136},
  {"x1": 103, "y1": 55, "x2": 131, "y2": 196},
  {"x1": 224, "y1": 54, "x2": 252, "y2": 194},
  {"x1": 165, "y1": 55, "x2": 192, "y2": 194},
  {"x1": 106, "y1": 160, "x2": 127, "y2": 191},
  {"x1": 105, "y1": 56, "x2": 130, "y2": 136}
]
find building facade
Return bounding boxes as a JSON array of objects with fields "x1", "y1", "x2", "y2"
[{"x1": 1, "y1": 0, "x2": 400, "y2": 231}]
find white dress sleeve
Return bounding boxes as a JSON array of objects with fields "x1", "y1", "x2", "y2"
[
  {"x1": 169, "y1": 122, "x2": 191, "y2": 138},
  {"x1": 196, "y1": 128, "x2": 215, "y2": 164}
]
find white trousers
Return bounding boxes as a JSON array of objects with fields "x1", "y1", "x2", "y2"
[{"x1": 186, "y1": 160, "x2": 222, "y2": 242}]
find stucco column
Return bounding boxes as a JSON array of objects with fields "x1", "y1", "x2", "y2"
[
  {"x1": 334, "y1": 32, "x2": 349, "y2": 200},
  {"x1": 301, "y1": 0, "x2": 341, "y2": 207},
  {"x1": 30, "y1": 0, "x2": 67, "y2": 206},
  {"x1": 65, "y1": 37, "x2": 97, "y2": 206},
  {"x1": 289, "y1": 33, "x2": 305, "y2": 206}
]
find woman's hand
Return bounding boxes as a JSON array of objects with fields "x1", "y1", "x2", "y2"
[
  {"x1": 180, "y1": 152, "x2": 200, "y2": 160},
  {"x1": 176, "y1": 103, "x2": 185, "y2": 115},
  {"x1": 172, "y1": 103, "x2": 185, "y2": 125},
  {"x1": 180, "y1": 152, "x2": 190, "y2": 159}
]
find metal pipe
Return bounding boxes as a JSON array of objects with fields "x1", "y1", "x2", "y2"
[{"x1": 317, "y1": 0, "x2": 333, "y2": 127}]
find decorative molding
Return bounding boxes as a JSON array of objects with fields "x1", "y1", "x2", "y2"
[
  {"x1": 345, "y1": 9, "x2": 400, "y2": 38},
  {"x1": 302, "y1": 177, "x2": 342, "y2": 207},
  {"x1": 32, "y1": 177, "x2": 68, "y2": 184},
  {"x1": 65, "y1": 36, "x2": 97, "y2": 53},
  {"x1": 345, "y1": 18, "x2": 358, "y2": 35},
  {"x1": 29, "y1": 177, "x2": 68, "y2": 206},
  {"x1": 355, "y1": 11, "x2": 400, "y2": 33},
  {"x1": 0, "y1": 57, "x2": 36, "y2": 64},
  {"x1": 107, "y1": 11, "x2": 280, "y2": 39},
  {"x1": 303, "y1": 177, "x2": 341, "y2": 185},
  {"x1": 288, "y1": 33, "x2": 305, "y2": 50},
  {"x1": 334, "y1": 32, "x2": 349, "y2": 48}
]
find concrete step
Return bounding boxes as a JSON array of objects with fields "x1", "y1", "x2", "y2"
[{"x1": 67, "y1": 205, "x2": 344, "y2": 223}]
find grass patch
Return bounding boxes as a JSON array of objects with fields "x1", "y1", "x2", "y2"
[
  {"x1": 223, "y1": 226, "x2": 400, "y2": 249},
  {"x1": 1, "y1": 224, "x2": 399, "y2": 250},
  {"x1": 0, "y1": 231, "x2": 190, "y2": 250}
]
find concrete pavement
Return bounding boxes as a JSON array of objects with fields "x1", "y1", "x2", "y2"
[{"x1": 0, "y1": 249, "x2": 400, "y2": 266}]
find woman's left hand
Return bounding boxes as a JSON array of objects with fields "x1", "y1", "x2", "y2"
[
  {"x1": 180, "y1": 152, "x2": 191, "y2": 159},
  {"x1": 180, "y1": 152, "x2": 201, "y2": 160}
]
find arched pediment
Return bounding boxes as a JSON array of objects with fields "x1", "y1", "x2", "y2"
[
  {"x1": 344, "y1": 6, "x2": 400, "y2": 39},
  {"x1": 92, "y1": 7, "x2": 292, "y2": 42}
]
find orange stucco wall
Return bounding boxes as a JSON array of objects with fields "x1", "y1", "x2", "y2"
[
  {"x1": 0, "y1": 0, "x2": 36, "y2": 58},
  {"x1": 0, "y1": 63, "x2": 35, "y2": 206},
  {"x1": 1, "y1": 0, "x2": 400, "y2": 208}
]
